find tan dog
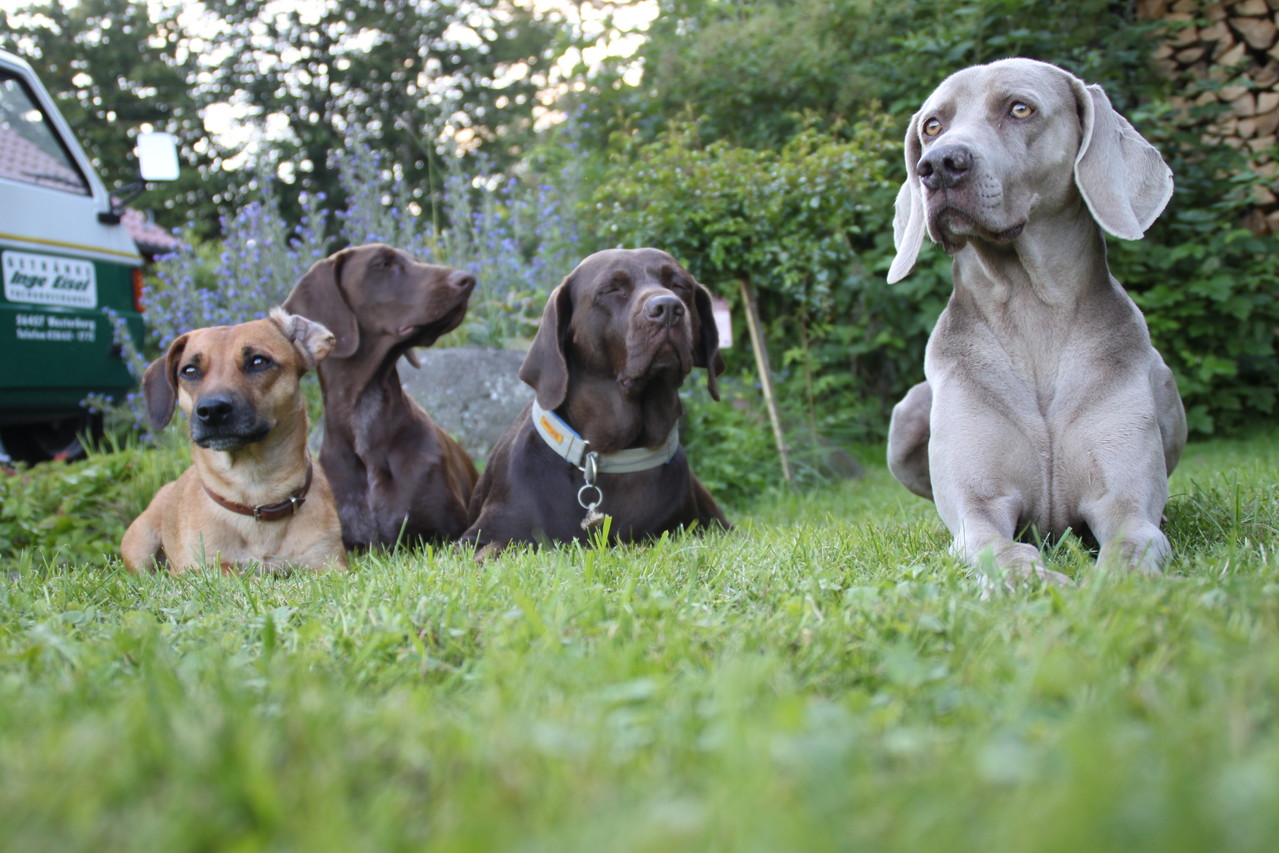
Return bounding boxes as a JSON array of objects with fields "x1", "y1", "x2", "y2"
[{"x1": 121, "y1": 308, "x2": 347, "y2": 574}]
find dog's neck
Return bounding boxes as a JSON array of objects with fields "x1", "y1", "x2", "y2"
[
  {"x1": 557, "y1": 370, "x2": 684, "y2": 455},
  {"x1": 315, "y1": 338, "x2": 414, "y2": 422},
  {"x1": 951, "y1": 198, "x2": 1112, "y2": 312},
  {"x1": 193, "y1": 404, "x2": 312, "y2": 505}
]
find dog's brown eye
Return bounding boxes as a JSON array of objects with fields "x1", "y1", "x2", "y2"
[
  {"x1": 246, "y1": 355, "x2": 273, "y2": 371},
  {"x1": 179, "y1": 365, "x2": 200, "y2": 380},
  {"x1": 923, "y1": 118, "x2": 943, "y2": 137},
  {"x1": 1010, "y1": 102, "x2": 1034, "y2": 119}
]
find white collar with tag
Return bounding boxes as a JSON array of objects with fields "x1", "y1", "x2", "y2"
[{"x1": 531, "y1": 398, "x2": 680, "y2": 477}]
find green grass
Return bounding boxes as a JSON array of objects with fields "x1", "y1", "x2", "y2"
[{"x1": 3, "y1": 431, "x2": 1278, "y2": 852}]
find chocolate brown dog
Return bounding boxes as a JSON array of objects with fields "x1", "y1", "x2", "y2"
[
  {"x1": 283, "y1": 243, "x2": 478, "y2": 549},
  {"x1": 120, "y1": 308, "x2": 347, "y2": 574},
  {"x1": 463, "y1": 248, "x2": 728, "y2": 550}
]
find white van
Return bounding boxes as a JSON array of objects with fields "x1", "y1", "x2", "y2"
[{"x1": 0, "y1": 47, "x2": 176, "y2": 462}]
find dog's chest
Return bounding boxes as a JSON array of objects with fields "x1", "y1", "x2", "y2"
[
  {"x1": 351, "y1": 388, "x2": 388, "y2": 458},
  {"x1": 933, "y1": 297, "x2": 1118, "y2": 407},
  {"x1": 179, "y1": 507, "x2": 297, "y2": 568}
]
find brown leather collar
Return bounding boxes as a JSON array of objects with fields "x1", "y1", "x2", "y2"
[{"x1": 203, "y1": 462, "x2": 313, "y2": 522}]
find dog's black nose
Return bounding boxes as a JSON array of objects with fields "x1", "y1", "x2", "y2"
[
  {"x1": 447, "y1": 270, "x2": 476, "y2": 292},
  {"x1": 195, "y1": 396, "x2": 235, "y2": 426},
  {"x1": 645, "y1": 294, "x2": 685, "y2": 328},
  {"x1": 918, "y1": 143, "x2": 972, "y2": 191}
]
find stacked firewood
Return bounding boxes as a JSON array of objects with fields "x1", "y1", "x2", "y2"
[{"x1": 1139, "y1": 0, "x2": 1279, "y2": 234}]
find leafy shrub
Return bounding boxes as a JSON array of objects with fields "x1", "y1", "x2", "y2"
[
  {"x1": 1111, "y1": 99, "x2": 1279, "y2": 435},
  {"x1": 680, "y1": 371, "x2": 871, "y2": 512},
  {"x1": 595, "y1": 120, "x2": 951, "y2": 465},
  {"x1": 679, "y1": 375, "x2": 782, "y2": 511},
  {"x1": 0, "y1": 437, "x2": 187, "y2": 563}
]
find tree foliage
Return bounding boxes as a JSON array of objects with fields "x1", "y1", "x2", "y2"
[
  {"x1": 1, "y1": 0, "x2": 221, "y2": 219},
  {"x1": 198, "y1": 0, "x2": 565, "y2": 225},
  {"x1": 2, "y1": 0, "x2": 568, "y2": 236}
]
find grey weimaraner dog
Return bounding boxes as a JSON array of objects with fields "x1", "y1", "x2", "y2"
[{"x1": 886, "y1": 58, "x2": 1186, "y2": 585}]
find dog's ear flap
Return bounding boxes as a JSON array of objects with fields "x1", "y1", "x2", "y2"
[
  {"x1": 282, "y1": 250, "x2": 359, "y2": 359},
  {"x1": 519, "y1": 279, "x2": 575, "y2": 410},
  {"x1": 888, "y1": 112, "x2": 928, "y2": 284},
  {"x1": 269, "y1": 307, "x2": 336, "y2": 372},
  {"x1": 143, "y1": 332, "x2": 189, "y2": 432},
  {"x1": 1072, "y1": 79, "x2": 1173, "y2": 241},
  {"x1": 692, "y1": 281, "x2": 725, "y2": 401}
]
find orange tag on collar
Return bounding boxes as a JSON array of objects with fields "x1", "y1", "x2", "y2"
[{"x1": 540, "y1": 415, "x2": 564, "y2": 445}]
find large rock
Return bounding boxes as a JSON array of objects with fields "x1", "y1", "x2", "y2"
[{"x1": 399, "y1": 347, "x2": 532, "y2": 462}]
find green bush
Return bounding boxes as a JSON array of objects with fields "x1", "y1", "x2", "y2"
[
  {"x1": 0, "y1": 439, "x2": 188, "y2": 564},
  {"x1": 595, "y1": 121, "x2": 951, "y2": 458}
]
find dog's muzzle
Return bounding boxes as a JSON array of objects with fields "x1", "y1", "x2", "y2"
[
  {"x1": 919, "y1": 143, "x2": 972, "y2": 191},
  {"x1": 191, "y1": 393, "x2": 270, "y2": 449}
]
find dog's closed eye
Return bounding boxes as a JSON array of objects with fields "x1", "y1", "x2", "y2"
[
  {"x1": 370, "y1": 254, "x2": 399, "y2": 273},
  {"x1": 597, "y1": 271, "x2": 632, "y2": 299}
]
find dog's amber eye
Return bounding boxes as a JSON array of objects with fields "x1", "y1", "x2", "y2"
[
  {"x1": 923, "y1": 118, "x2": 943, "y2": 137},
  {"x1": 1010, "y1": 103, "x2": 1034, "y2": 119},
  {"x1": 179, "y1": 364, "x2": 200, "y2": 380},
  {"x1": 246, "y1": 355, "x2": 273, "y2": 371}
]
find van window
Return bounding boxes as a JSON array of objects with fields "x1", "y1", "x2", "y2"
[{"x1": 0, "y1": 71, "x2": 91, "y2": 196}]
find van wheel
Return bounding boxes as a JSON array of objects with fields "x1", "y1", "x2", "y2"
[{"x1": 0, "y1": 415, "x2": 103, "y2": 465}]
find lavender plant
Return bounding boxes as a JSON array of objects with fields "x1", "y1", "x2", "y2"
[
  {"x1": 334, "y1": 128, "x2": 582, "y2": 348},
  {"x1": 101, "y1": 134, "x2": 583, "y2": 436}
]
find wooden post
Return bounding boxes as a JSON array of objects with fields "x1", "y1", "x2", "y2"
[{"x1": 737, "y1": 276, "x2": 792, "y2": 482}]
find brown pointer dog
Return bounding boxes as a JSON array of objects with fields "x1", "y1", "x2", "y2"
[
  {"x1": 283, "y1": 243, "x2": 478, "y2": 550},
  {"x1": 463, "y1": 248, "x2": 728, "y2": 551},
  {"x1": 121, "y1": 309, "x2": 347, "y2": 574}
]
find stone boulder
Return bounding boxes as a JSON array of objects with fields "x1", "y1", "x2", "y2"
[{"x1": 398, "y1": 347, "x2": 532, "y2": 463}]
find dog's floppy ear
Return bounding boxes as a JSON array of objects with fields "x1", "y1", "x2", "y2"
[
  {"x1": 282, "y1": 250, "x2": 359, "y2": 359},
  {"x1": 692, "y1": 281, "x2": 725, "y2": 401},
  {"x1": 519, "y1": 278, "x2": 575, "y2": 410},
  {"x1": 888, "y1": 111, "x2": 928, "y2": 284},
  {"x1": 142, "y1": 332, "x2": 189, "y2": 432},
  {"x1": 1071, "y1": 77, "x2": 1173, "y2": 240},
  {"x1": 268, "y1": 307, "x2": 336, "y2": 372}
]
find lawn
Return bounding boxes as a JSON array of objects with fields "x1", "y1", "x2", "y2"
[{"x1": 2, "y1": 430, "x2": 1278, "y2": 852}]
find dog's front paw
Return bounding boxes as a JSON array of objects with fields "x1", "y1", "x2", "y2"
[
  {"x1": 970, "y1": 542, "x2": 1072, "y2": 598},
  {"x1": 1097, "y1": 524, "x2": 1170, "y2": 576},
  {"x1": 978, "y1": 565, "x2": 1072, "y2": 599}
]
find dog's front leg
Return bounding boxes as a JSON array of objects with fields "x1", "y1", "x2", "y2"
[
  {"x1": 927, "y1": 405, "x2": 1071, "y2": 590},
  {"x1": 1080, "y1": 488, "x2": 1171, "y2": 575},
  {"x1": 121, "y1": 482, "x2": 174, "y2": 573},
  {"x1": 942, "y1": 498, "x2": 1072, "y2": 591}
]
